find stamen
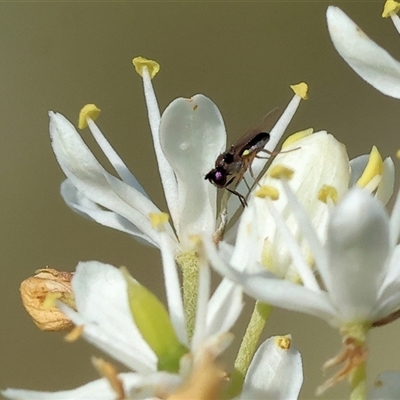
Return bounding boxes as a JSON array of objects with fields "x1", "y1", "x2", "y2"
[
  {"x1": 280, "y1": 180, "x2": 329, "y2": 282},
  {"x1": 64, "y1": 325, "x2": 84, "y2": 342},
  {"x1": 266, "y1": 197, "x2": 321, "y2": 291},
  {"x1": 78, "y1": 104, "x2": 101, "y2": 129},
  {"x1": 290, "y1": 82, "x2": 309, "y2": 99},
  {"x1": 42, "y1": 292, "x2": 61, "y2": 309},
  {"x1": 276, "y1": 335, "x2": 292, "y2": 350},
  {"x1": 149, "y1": 212, "x2": 169, "y2": 228},
  {"x1": 318, "y1": 185, "x2": 339, "y2": 205},
  {"x1": 356, "y1": 146, "x2": 383, "y2": 188},
  {"x1": 382, "y1": 0, "x2": 400, "y2": 17},
  {"x1": 268, "y1": 165, "x2": 294, "y2": 180},
  {"x1": 92, "y1": 357, "x2": 125, "y2": 400},
  {"x1": 132, "y1": 56, "x2": 160, "y2": 79},
  {"x1": 282, "y1": 128, "x2": 313, "y2": 149},
  {"x1": 255, "y1": 185, "x2": 279, "y2": 200}
]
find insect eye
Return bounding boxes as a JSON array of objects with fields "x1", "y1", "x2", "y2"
[
  {"x1": 223, "y1": 153, "x2": 234, "y2": 164},
  {"x1": 214, "y1": 170, "x2": 226, "y2": 184}
]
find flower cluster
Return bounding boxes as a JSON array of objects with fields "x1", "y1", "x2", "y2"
[
  {"x1": 4, "y1": 2, "x2": 400, "y2": 399},
  {"x1": 3, "y1": 57, "x2": 306, "y2": 399}
]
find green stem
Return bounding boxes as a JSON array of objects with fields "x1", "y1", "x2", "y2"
[
  {"x1": 226, "y1": 301, "x2": 273, "y2": 398},
  {"x1": 349, "y1": 360, "x2": 366, "y2": 400},
  {"x1": 176, "y1": 251, "x2": 198, "y2": 340}
]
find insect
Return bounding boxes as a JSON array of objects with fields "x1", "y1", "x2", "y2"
[{"x1": 204, "y1": 108, "x2": 281, "y2": 206}]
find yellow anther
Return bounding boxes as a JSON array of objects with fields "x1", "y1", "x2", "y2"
[
  {"x1": 276, "y1": 335, "x2": 292, "y2": 350},
  {"x1": 396, "y1": 149, "x2": 400, "y2": 159},
  {"x1": 78, "y1": 104, "x2": 101, "y2": 129},
  {"x1": 149, "y1": 212, "x2": 169, "y2": 228},
  {"x1": 318, "y1": 185, "x2": 339, "y2": 205},
  {"x1": 268, "y1": 165, "x2": 294, "y2": 180},
  {"x1": 282, "y1": 128, "x2": 313, "y2": 149},
  {"x1": 356, "y1": 146, "x2": 383, "y2": 188},
  {"x1": 382, "y1": 0, "x2": 400, "y2": 17},
  {"x1": 92, "y1": 357, "x2": 125, "y2": 400},
  {"x1": 132, "y1": 57, "x2": 160, "y2": 79},
  {"x1": 188, "y1": 234, "x2": 202, "y2": 246},
  {"x1": 64, "y1": 325, "x2": 84, "y2": 342},
  {"x1": 255, "y1": 185, "x2": 280, "y2": 200},
  {"x1": 42, "y1": 292, "x2": 62, "y2": 309},
  {"x1": 290, "y1": 82, "x2": 308, "y2": 100}
]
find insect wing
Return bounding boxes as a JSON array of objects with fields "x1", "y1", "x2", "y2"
[{"x1": 231, "y1": 107, "x2": 282, "y2": 158}]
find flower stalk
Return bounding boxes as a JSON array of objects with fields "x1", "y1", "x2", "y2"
[
  {"x1": 176, "y1": 251, "x2": 199, "y2": 340},
  {"x1": 227, "y1": 301, "x2": 273, "y2": 397},
  {"x1": 349, "y1": 360, "x2": 366, "y2": 400}
]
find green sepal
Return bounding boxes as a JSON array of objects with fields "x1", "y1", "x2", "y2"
[{"x1": 121, "y1": 267, "x2": 188, "y2": 373}]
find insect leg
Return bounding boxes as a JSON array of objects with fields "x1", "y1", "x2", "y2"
[
  {"x1": 227, "y1": 188, "x2": 248, "y2": 207},
  {"x1": 259, "y1": 146, "x2": 300, "y2": 157}
]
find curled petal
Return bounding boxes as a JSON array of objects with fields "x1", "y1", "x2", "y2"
[
  {"x1": 327, "y1": 6, "x2": 400, "y2": 98},
  {"x1": 61, "y1": 179, "x2": 157, "y2": 246},
  {"x1": 50, "y1": 111, "x2": 166, "y2": 246},
  {"x1": 376, "y1": 157, "x2": 395, "y2": 205}
]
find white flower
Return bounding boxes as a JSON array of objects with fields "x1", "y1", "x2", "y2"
[
  {"x1": 232, "y1": 130, "x2": 350, "y2": 281},
  {"x1": 3, "y1": 258, "x2": 242, "y2": 399},
  {"x1": 207, "y1": 184, "x2": 400, "y2": 330},
  {"x1": 4, "y1": 58, "x2": 309, "y2": 399},
  {"x1": 239, "y1": 335, "x2": 303, "y2": 400},
  {"x1": 206, "y1": 177, "x2": 400, "y2": 393},
  {"x1": 52, "y1": 57, "x2": 303, "y2": 253},
  {"x1": 327, "y1": 4, "x2": 400, "y2": 99},
  {"x1": 218, "y1": 126, "x2": 394, "y2": 282}
]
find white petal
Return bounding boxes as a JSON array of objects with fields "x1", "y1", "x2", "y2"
[
  {"x1": 264, "y1": 196, "x2": 320, "y2": 292},
  {"x1": 390, "y1": 182, "x2": 400, "y2": 247},
  {"x1": 241, "y1": 335, "x2": 303, "y2": 400},
  {"x1": 49, "y1": 111, "x2": 163, "y2": 246},
  {"x1": 350, "y1": 155, "x2": 395, "y2": 205},
  {"x1": 2, "y1": 372, "x2": 181, "y2": 400},
  {"x1": 159, "y1": 95, "x2": 225, "y2": 242},
  {"x1": 368, "y1": 371, "x2": 400, "y2": 400},
  {"x1": 230, "y1": 94, "x2": 303, "y2": 211},
  {"x1": 141, "y1": 67, "x2": 179, "y2": 230},
  {"x1": 376, "y1": 157, "x2": 395, "y2": 205},
  {"x1": 324, "y1": 188, "x2": 391, "y2": 323},
  {"x1": 204, "y1": 237, "x2": 336, "y2": 321},
  {"x1": 61, "y1": 261, "x2": 157, "y2": 372},
  {"x1": 2, "y1": 381, "x2": 117, "y2": 400},
  {"x1": 252, "y1": 93, "x2": 302, "y2": 177},
  {"x1": 229, "y1": 204, "x2": 264, "y2": 273},
  {"x1": 350, "y1": 154, "x2": 369, "y2": 186},
  {"x1": 375, "y1": 245, "x2": 400, "y2": 319},
  {"x1": 206, "y1": 278, "x2": 243, "y2": 337},
  {"x1": 191, "y1": 258, "x2": 211, "y2": 352},
  {"x1": 158, "y1": 232, "x2": 187, "y2": 345},
  {"x1": 61, "y1": 179, "x2": 157, "y2": 246},
  {"x1": 327, "y1": 6, "x2": 400, "y2": 98},
  {"x1": 86, "y1": 118, "x2": 149, "y2": 196},
  {"x1": 234, "y1": 131, "x2": 349, "y2": 280}
]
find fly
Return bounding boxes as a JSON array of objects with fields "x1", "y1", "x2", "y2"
[{"x1": 204, "y1": 107, "x2": 281, "y2": 206}]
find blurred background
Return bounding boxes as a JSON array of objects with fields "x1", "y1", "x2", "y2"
[{"x1": 1, "y1": 2, "x2": 400, "y2": 399}]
